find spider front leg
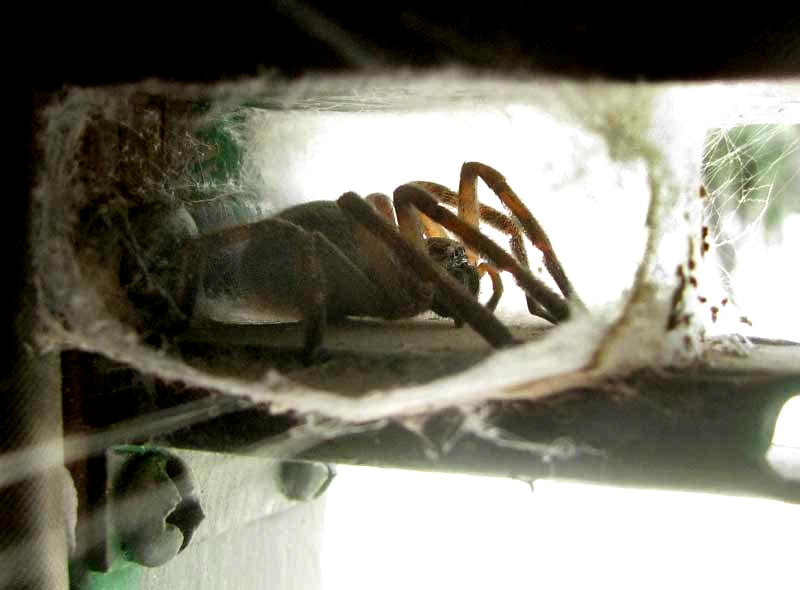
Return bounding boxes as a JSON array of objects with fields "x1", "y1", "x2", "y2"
[
  {"x1": 459, "y1": 161, "x2": 579, "y2": 303},
  {"x1": 478, "y1": 263, "x2": 503, "y2": 312},
  {"x1": 414, "y1": 162, "x2": 584, "y2": 315},
  {"x1": 392, "y1": 184, "x2": 570, "y2": 322},
  {"x1": 370, "y1": 191, "x2": 504, "y2": 316},
  {"x1": 411, "y1": 182, "x2": 529, "y2": 269},
  {"x1": 338, "y1": 192, "x2": 517, "y2": 348},
  {"x1": 410, "y1": 181, "x2": 545, "y2": 317}
]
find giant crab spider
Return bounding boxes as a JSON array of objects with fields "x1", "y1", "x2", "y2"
[{"x1": 182, "y1": 161, "x2": 580, "y2": 360}]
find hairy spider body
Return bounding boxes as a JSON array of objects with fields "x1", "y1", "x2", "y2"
[
  {"x1": 182, "y1": 162, "x2": 576, "y2": 359},
  {"x1": 204, "y1": 200, "x2": 443, "y2": 322}
]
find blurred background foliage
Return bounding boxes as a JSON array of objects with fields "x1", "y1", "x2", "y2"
[{"x1": 702, "y1": 124, "x2": 800, "y2": 241}]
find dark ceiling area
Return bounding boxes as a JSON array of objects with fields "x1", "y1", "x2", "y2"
[{"x1": 27, "y1": 8, "x2": 800, "y2": 87}]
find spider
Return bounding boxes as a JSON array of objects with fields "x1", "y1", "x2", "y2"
[{"x1": 180, "y1": 162, "x2": 579, "y2": 360}]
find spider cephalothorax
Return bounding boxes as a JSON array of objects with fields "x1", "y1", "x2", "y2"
[{"x1": 426, "y1": 237, "x2": 480, "y2": 319}]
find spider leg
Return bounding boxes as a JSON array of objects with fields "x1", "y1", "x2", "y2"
[
  {"x1": 393, "y1": 184, "x2": 569, "y2": 323},
  {"x1": 337, "y1": 192, "x2": 517, "y2": 348},
  {"x1": 459, "y1": 161, "x2": 578, "y2": 303},
  {"x1": 411, "y1": 182, "x2": 526, "y2": 266},
  {"x1": 372, "y1": 189, "x2": 500, "y2": 318},
  {"x1": 366, "y1": 193, "x2": 398, "y2": 226},
  {"x1": 419, "y1": 215, "x2": 448, "y2": 239},
  {"x1": 411, "y1": 180, "x2": 533, "y2": 314},
  {"x1": 368, "y1": 192, "x2": 446, "y2": 238},
  {"x1": 478, "y1": 263, "x2": 503, "y2": 312},
  {"x1": 377, "y1": 186, "x2": 499, "y2": 312}
]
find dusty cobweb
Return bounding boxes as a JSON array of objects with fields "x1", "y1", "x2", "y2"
[{"x1": 31, "y1": 76, "x2": 800, "y2": 434}]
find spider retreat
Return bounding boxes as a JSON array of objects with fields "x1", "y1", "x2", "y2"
[{"x1": 182, "y1": 161, "x2": 583, "y2": 361}]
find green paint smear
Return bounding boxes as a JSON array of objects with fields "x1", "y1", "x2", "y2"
[
  {"x1": 83, "y1": 561, "x2": 142, "y2": 590},
  {"x1": 70, "y1": 538, "x2": 142, "y2": 590},
  {"x1": 192, "y1": 111, "x2": 248, "y2": 187}
]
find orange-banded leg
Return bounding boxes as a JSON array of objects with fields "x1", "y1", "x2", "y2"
[
  {"x1": 412, "y1": 179, "x2": 545, "y2": 316},
  {"x1": 419, "y1": 214, "x2": 448, "y2": 239},
  {"x1": 413, "y1": 162, "x2": 582, "y2": 314},
  {"x1": 375, "y1": 190, "x2": 505, "y2": 316},
  {"x1": 478, "y1": 263, "x2": 503, "y2": 312},
  {"x1": 376, "y1": 189, "x2": 474, "y2": 317},
  {"x1": 366, "y1": 193, "x2": 398, "y2": 227},
  {"x1": 415, "y1": 181, "x2": 530, "y2": 315},
  {"x1": 368, "y1": 192, "x2": 447, "y2": 239},
  {"x1": 392, "y1": 184, "x2": 569, "y2": 323},
  {"x1": 337, "y1": 192, "x2": 517, "y2": 348},
  {"x1": 410, "y1": 181, "x2": 529, "y2": 270},
  {"x1": 459, "y1": 161, "x2": 578, "y2": 303}
]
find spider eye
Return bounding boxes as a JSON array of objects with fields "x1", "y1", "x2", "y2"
[{"x1": 452, "y1": 246, "x2": 468, "y2": 265}]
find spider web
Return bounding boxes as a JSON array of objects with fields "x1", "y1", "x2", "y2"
[
  {"x1": 703, "y1": 124, "x2": 800, "y2": 242},
  {"x1": 16, "y1": 80, "x2": 800, "y2": 570},
  {"x1": 31, "y1": 75, "x2": 799, "y2": 429},
  {"x1": 699, "y1": 123, "x2": 800, "y2": 338}
]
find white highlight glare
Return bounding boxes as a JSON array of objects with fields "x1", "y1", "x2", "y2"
[
  {"x1": 767, "y1": 395, "x2": 800, "y2": 480},
  {"x1": 322, "y1": 466, "x2": 800, "y2": 590},
  {"x1": 772, "y1": 396, "x2": 800, "y2": 449},
  {"x1": 731, "y1": 214, "x2": 800, "y2": 340}
]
